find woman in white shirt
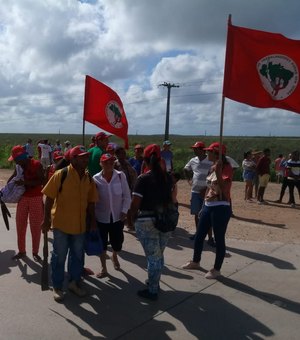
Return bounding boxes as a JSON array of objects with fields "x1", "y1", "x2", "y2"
[{"x1": 93, "y1": 153, "x2": 131, "y2": 278}]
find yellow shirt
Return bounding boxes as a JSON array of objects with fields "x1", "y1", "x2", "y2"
[{"x1": 42, "y1": 165, "x2": 98, "y2": 234}]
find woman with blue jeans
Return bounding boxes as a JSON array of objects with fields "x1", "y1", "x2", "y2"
[
  {"x1": 130, "y1": 144, "x2": 174, "y2": 300},
  {"x1": 182, "y1": 142, "x2": 233, "y2": 279}
]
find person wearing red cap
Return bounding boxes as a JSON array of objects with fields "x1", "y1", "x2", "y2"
[
  {"x1": 130, "y1": 144, "x2": 175, "y2": 301},
  {"x1": 182, "y1": 142, "x2": 233, "y2": 279},
  {"x1": 45, "y1": 150, "x2": 64, "y2": 181},
  {"x1": 183, "y1": 141, "x2": 213, "y2": 242},
  {"x1": 41, "y1": 145, "x2": 98, "y2": 302},
  {"x1": 93, "y1": 153, "x2": 131, "y2": 277},
  {"x1": 88, "y1": 131, "x2": 110, "y2": 176},
  {"x1": 8, "y1": 145, "x2": 45, "y2": 261}
]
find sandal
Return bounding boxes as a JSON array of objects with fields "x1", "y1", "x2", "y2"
[
  {"x1": 111, "y1": 257, "x2": 120, "y2": 270},
  {"x1": 12, "y1": 252, "x2": 26, "y2": 260},
  {"x1": 96, "y1": 271, "x2": 108, "y2": 278}
]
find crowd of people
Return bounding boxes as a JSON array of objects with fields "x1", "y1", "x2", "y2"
[
  {"x1": 242, "y1": 149, "x2": 300, "y2": 208},
  {"x1": 3, "y1": 134, "x2": 299, "y2": 303}
]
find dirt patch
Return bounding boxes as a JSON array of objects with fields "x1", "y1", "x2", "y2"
[
  {"x1": 177, "y1": 179, "x2": 300, "y2": 244},
  {"x1": 1, "y1": 168, "x2": 299, "y2": 243}
]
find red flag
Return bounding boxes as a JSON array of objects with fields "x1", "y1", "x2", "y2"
[
  {"x1": 83, "y1": 75, "x2": 129, "y2": 148},
  {"x1": 223, "y1": 22, "x2": 300, "y2": 114}
]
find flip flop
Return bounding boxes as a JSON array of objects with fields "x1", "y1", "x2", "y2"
[
  {"x1": 111, "y1": 257, "x2": 120, "y2": 270},
  {"x1": 96, "y1": 271, "x2": 108, "y2": 278}
]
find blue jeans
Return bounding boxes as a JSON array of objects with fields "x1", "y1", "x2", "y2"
[
  {"x1": 135, "y1": 217, "x2": 171, "y2": 294},
  {"x1": 193, "y1": 204, "x2": 231, "y2": 270},
  {"x1": 51, "y1": 229, "x2": 85, "y2": 289}
]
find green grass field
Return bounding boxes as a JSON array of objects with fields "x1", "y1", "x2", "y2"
[{"x1": 0, "y1": 133, "x2": 299, "y2": 181}]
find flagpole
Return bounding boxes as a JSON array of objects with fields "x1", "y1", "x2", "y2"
[
  {"x1": 219, "y1": 14, "x2": 232, "y2": 156},
  {"x1": 82, "y1": 75, "x2": 88, "y2": 147},
  {"x1": 82, "y1": 120, "x2": 85, "y2": 146}
]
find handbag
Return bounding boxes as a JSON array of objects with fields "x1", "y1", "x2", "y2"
[
  {"x1": 84, "y1": 229, "x2": 103, "y2": 256},
  {"x1": 0, "y1": 165, "x2": 25, "y2": 203},
  {"x1": 154, "y1": 203, "x2": 179, "y2": 233}
]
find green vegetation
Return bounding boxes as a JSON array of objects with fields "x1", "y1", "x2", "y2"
[{"x1": 0, "y1": 133, "x2": 299, "y2": 182}]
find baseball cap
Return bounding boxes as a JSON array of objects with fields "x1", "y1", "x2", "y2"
[
  {"x1": 69, "y1": 145, "x2": 90, "y2": 159},
  {"x1": 191, "y1": 141, "x2": 205, "y2": 149},
  {"x1": 100, "y1": 153, "x2": 116, "y2": 162},
  {"x1": 8, "y1": 145, "x2": 28, "y2": 161},
  {"x1": 64, "y1": 140, "x2": 71, "y2": 145},
  {"x1": 95, "y1": 132, "x2": 110, "y2": 140},
  {"x1": 163, "y1": 140, "x2": 172, "y2": 146},
  {"x1": 134, "y1": 144, "x2": 144, "y2": 150},
  {"x1": 53, "y1": 151, "x2": 63, "y2": 161},
  {"x1": 144, "y1": 144, "x2": 161, "y2": 159},
  {"x1": 204, "y1": 142, "x2": 227, "y2": 155}
]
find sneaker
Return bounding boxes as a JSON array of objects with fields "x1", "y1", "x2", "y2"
[
  {"x1": 290, "y1": 203, "x2": 296, "y2": 208},
  {"x1": 33, "y1": 253, "x2": 42, "y2": 262},
  {"x1": 53, "y1": 288, "x2": 64, "y2": 302},
  {"x1": 68, "y1": 281, "x2": 87, "y2": 297},
  {"x1": 181, "y1": 261, "x2": 200, "y2": 269},
  {"x1": 207, "y1": 238, "x2": 216, "y2": 247},
  {"x1": 12, "y1": 252, "x2": 26, "y2": 260},
  {"x1": 205, "y1": 268, "x2": 221, "y2": 279},
  {"x1": 137, "y1": 289, "x2": 158, "y2": 301}
]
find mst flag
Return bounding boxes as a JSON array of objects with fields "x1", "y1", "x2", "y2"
[
  {"x1": 223, "y1": 22, "x2": 300, "y2": 114},
  {"x1": 83, "y1": 75, "x2": 129, "y2": 148}
]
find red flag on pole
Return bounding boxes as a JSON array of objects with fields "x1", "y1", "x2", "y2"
[
  {"x1": 83, "y1": 75, "x2": 129, "y2": 148},
  {"x1": 223, "y1": 21, "x2": 300, "y2": 114}
]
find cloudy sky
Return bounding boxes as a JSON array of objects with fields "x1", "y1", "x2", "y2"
[{"x1": 1, "y1": 0, "x2": 300, "y2": 138}]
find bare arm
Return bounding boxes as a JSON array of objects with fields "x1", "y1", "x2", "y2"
[{"x1": 41, "y1": 196, "x2": 54, "y2": 233}]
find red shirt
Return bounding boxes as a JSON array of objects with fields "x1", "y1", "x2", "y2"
[
  {"x1": 23, "y1": 159, "x2": 43, "y2": 197},
  {"x1": 256, "y1": 155, "x2": 271, "y2": 176}
]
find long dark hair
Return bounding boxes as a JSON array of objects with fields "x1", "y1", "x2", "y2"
[{"x1": 144, "y1": 154, "x2": 172, "y2": 204}]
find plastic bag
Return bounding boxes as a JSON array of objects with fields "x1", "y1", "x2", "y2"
[
  {"x1": 0, "y1": 165, "x2": 25, "y2": 203},
  {"x1": 84, "y1": 229, "x2": 103, "y2": 256}
]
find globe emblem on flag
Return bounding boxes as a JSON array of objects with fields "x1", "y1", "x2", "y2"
[
  {"x1": 257, "y1": 54, "x2": 299, "y2": 100},
  {"x1": 105, "y1": 101, "x2": 124, "y2": 129}
]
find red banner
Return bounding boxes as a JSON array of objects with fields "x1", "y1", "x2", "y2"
[
  {"x1": 83, "y1": 75, "x2": 129, "y2": 148},
  {"x1": 223, "y1": 22, "x2": 300, "y2": 114}
]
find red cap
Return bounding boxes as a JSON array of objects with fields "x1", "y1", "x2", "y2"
[
  {"x1": 69, "y1": 145, "x2": 90, "y2": 159},
  {"x1": 134, "y1": 144, "x2": 144, "y2": 150},
  {"x1": 53, "y1": 151, "x2": 63, "y2": 161},
  {"x1": 106, "y1": 144, "x2": 115, "y2": 151},
  {"x1": 95, "y1": 132, "x2": 110, "y2": 140},
  {"x1": 204, "y1": 142, "x2": 227, "y2": 155},
  {"x1": 144, "y1": 144, "x2": 161, "y2": 159},
  {"x1": 191, "y1": 141, "x2": 205, "y2": 149},
  {"x1": 100, "y1": 153, "x2": 116, "y2": 162},
  {"x1": 8, "y1": 145, "x2": 27, "y2": 161}
]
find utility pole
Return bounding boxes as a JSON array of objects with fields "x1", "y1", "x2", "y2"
[{"x1": 159, "y1": 82, "x2": 179, "y2": 141}]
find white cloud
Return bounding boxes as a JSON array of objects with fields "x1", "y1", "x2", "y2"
[{"x1": 0, "y1": 0, "x2": 299, "y2": 138}]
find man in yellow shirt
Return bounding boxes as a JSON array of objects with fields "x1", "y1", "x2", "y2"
[{"x1": 41, "y1": 145, "x2": 98, "y2": 302}]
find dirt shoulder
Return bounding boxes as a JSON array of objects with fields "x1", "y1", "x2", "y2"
[
  {"x1": 177, "y1": 180, "x2": 300, "y2": 244},
  {"x1": 1, "y1": 168, "x2": 299, "y2": 243}
]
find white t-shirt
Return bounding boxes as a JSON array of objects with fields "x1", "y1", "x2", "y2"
[
  {"x1": 38, "y1": 143, "x2": 52, "y2": 159},
  {"x1": 184, "y1": 156, "x2": 212, "y2": 193}
]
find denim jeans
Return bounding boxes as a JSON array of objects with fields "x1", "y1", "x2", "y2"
[
  {"x1": 135, "y1": 217, "x2": 171, "y2": 294},
  {"x1": 51, "y1": 229, "x2": 85, "y2": 289},
  {"x1": 193, "y1": 204, "x2": 231, "y2": 270}
]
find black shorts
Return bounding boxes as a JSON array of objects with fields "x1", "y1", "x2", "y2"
[{"x1": 97, "y1": 220, "x2": 124, "y2": 252}]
